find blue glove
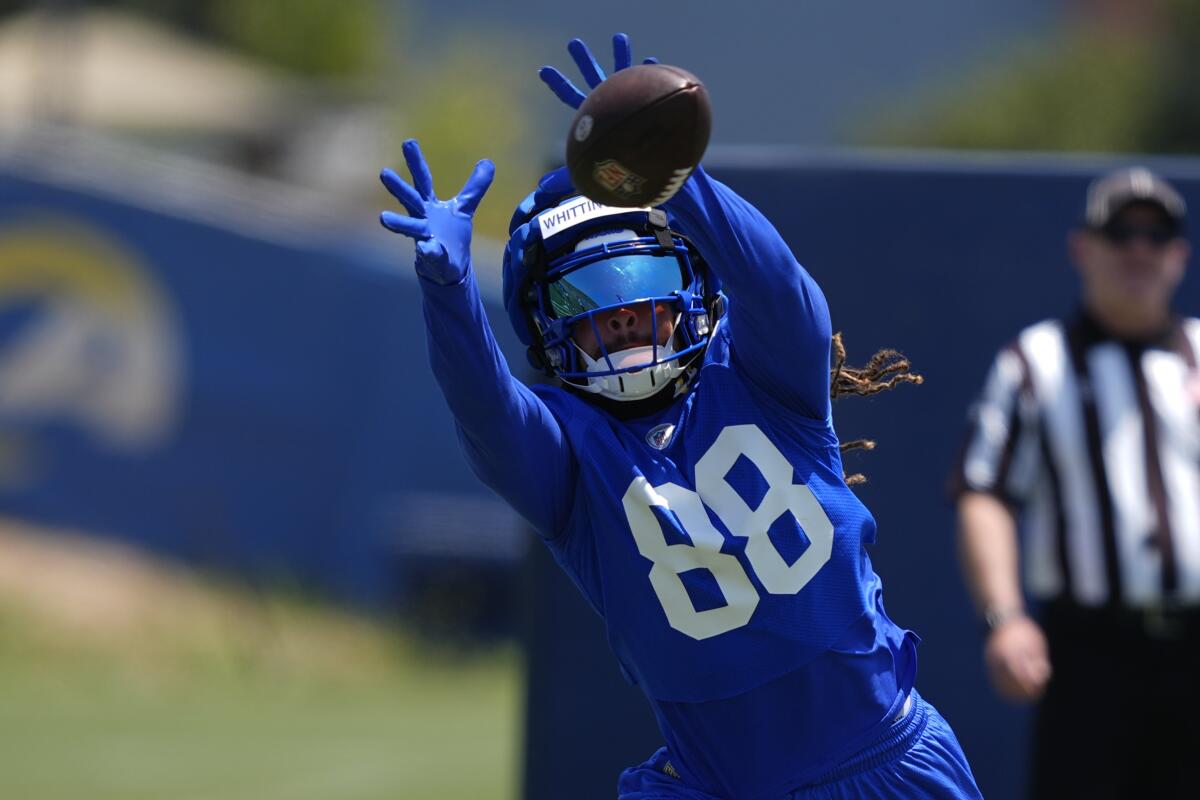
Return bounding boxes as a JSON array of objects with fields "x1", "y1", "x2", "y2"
[
  {"x1": 538, "y1": 33, "x2": 657, "y2": 110},
  {"x1": 379, "y1": 139, "x2": 495, "y2": 286}
]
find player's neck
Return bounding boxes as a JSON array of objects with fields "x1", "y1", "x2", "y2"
[{"x1": 572, "y1": 382, "x2": 683, "y2": 420}]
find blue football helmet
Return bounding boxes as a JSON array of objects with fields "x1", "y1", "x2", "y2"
[{"x1": 503, "y1": 183, "x2": 722, "y2": 402}]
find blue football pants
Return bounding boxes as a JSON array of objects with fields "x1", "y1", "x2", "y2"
[{"x1": 617, "y1": 690, "x2": 982, "y2": 799}]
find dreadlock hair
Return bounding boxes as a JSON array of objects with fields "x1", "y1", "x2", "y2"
[{"x1": 829, "y1": 332, "x2": 924, "y2": 486}]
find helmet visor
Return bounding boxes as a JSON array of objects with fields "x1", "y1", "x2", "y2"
[{"x1": 548, "y1": 254, "x2": 685, "y2": 319}]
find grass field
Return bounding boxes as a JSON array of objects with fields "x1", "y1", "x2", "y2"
[{"x1": 0, "y1": 524, "x2": 521, "y2": 800}]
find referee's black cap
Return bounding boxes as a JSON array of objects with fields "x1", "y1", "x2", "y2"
[{"x1": 1085, "y1": 166, "x2": 1187, "y2": 232}]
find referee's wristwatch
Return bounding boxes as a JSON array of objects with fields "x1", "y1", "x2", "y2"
[{"x1": 982, "y1": 605, "x2": 1025, "y2": 634}]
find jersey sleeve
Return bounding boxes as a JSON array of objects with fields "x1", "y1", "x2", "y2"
[
  {"x1": 949, "y1": 343, "x2": 1041, "y2": 507},
  {"x1": 662, "y1": 167, "x2": 832, "y2": 420},
  {"x1": 418, "y1": 268, "x2": 577, "y2": 540}
]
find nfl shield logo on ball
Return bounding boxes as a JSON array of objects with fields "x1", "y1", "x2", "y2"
[
  {"x1": 573, "y1": 115, "x2": 594, "y2": 142},
  {"x1": 593, "y1": 159, "x2": 646, "y2": 199}
]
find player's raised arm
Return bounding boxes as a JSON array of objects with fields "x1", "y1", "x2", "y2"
[
  {"x1": 662, "y1": 169, "x2": 832, "y2": 420},
  {"x1": 379, "y1": 140, "x2": 576, "y2": 539}
]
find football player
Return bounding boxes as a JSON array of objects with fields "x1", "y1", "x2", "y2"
[{"x1": 379, "y1": 33, "x2": 982, "y2": 800}]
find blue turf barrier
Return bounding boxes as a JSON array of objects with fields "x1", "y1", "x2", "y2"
[{"x1": 522, "y1": 150, "x2": 1200, "y2": 800}]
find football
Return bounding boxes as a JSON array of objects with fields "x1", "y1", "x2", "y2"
[{"x1": 566, "y1": 63, "x2": 711, "y2": 208}]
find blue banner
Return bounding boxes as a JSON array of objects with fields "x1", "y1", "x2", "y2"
[{"x1": 0, "y1": 166, "x2": 524, "y2": 608}]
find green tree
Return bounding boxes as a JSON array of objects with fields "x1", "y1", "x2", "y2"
[
  {"x1": 866, "y1": 33, "x2": 1162, "y2": 152},
  {"x1": 80, "y1": 0, "x2": 387, "y2": 80},
  {"x1": 395, "y1": 32, "x2": 544, "y2": 242},
  {"x1": 1145, "y1": 0, "x2": 1200, "y2": 152},
  {"x1": 864, "y1": 3, "x2": 1200, "y2": 155},
  {"x1": 206, "y1": 0, "x2": 384, "y2": 79}
]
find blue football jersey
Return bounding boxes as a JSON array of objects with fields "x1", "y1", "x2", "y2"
[
  {"x1": 418, "y1": 167, "x2": 918, "y2": 798},
  {"x1": 535, "y1": 321, "x2": 886, "y2": 701}
]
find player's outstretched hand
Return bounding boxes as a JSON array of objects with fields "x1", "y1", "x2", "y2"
[
  {"x1": 539, "y1": 33, "x2": 657, "y2": 110},
  {"x1": 379, "y1": 139, "x2": 494, "y2": 286}
]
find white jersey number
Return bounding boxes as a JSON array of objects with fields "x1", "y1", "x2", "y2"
[{"x1": 621, "y1": 424, "x2": 834, "y2": 640}]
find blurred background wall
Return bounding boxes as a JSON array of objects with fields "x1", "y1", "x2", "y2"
[{"x1": 0, "y1": 1, "x2": 1198, "y2": 798}]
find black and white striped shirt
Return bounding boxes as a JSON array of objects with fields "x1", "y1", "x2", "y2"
[{"x1": 954, "y1": 313, "x2": 1200, "y2": 609}]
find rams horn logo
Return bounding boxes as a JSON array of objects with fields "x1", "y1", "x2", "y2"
[{"x1": 0, "y1": 216, "x2": 184, "y2": 452}]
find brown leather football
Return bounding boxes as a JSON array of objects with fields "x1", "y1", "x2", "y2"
[{"x1": 566, "y1": 64, "x2": 711, "y2": 208}]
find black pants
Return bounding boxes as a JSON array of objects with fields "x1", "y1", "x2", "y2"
[{"x1": 1030, "y1": 601, "x2": 1200, "y2": 800}]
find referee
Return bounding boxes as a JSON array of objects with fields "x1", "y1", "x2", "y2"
[{"x1": 952, "y1": 166, "x2": 1200, "y2": 799}]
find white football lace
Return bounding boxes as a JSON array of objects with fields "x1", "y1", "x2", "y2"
[{"x1": 650, "y1": 167, "x2": 694, "y2": 206}]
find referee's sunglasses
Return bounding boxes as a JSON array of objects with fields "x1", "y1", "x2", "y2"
[{"x1": 1098, "y1": 221, "x2": 1178, "y2": 247}]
